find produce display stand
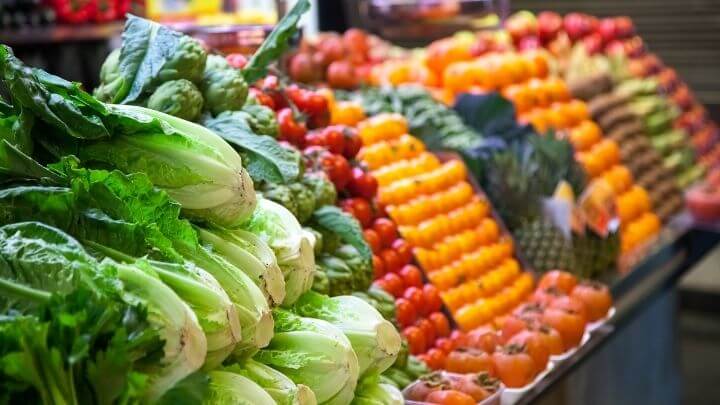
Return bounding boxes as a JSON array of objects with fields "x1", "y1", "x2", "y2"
[{"x1": 516, "y1": 214, "x2": 720, "y2": 404}]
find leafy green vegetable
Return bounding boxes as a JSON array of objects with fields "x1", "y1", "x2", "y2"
[
  {"x1": 352, "y1": 376, "x2": 404, "y2": 405},
  {"x1": 147, "y1": 79, "x2": 204, "y2": 121},
  {"x1": 254, "y1": 308, "x2": 359, "y2": 404},
  {"x1": 203, "y1": 370, "x2": 276, "y2": 405},
  {"x1": 203, "y1": 111, "x2": 302, "y2": 184},
  {"x1": 242, "y1": 0, "x2": 311, "y2": 84},
  {"x1": 225, "y1": 359, "x2": 318, "y2": 405},
  {"x1": 311, "y1": 206, "x2": 372, "y2": 271},
  {"x1": 94, "y1": 15, "x2": 207, "y2": 104},
  {"x1": 293, "y1": 292, "x2": 401, "y2": 378},
  {"x1": 241, "y1": 198, "x2": 316, "y2": 306}
]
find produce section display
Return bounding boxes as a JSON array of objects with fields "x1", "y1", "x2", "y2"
[{"x1": 0, "y1": 2, "x2": 718, "y2": 405}]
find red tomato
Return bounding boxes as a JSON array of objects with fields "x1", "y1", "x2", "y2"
[
  {"x1": 403, "y1": 287, "x2": 426, "y2": 314},
  {"x1": 327, "y1": 60, "x2": 358, "y2": 89},
  {"x1": 343, "y1": 28, "x2": 370, "y2": 58},
  {"x1": 288, "y1": 53, "x2": 321, "y2": 83},
  {"x1": 249, "y1": 87, "x2": 275, "y2": 109},
  {"x1": 303, "y1": 131, "x2": 325, "y2": 148},
  {"x1": 399, "y1": 265, "x2": 423, "y2": 288},
  {"x1": 404, "y1": 325, "x2": 427, "y2": 355},
  {"x1": 434, "y1": 337, "x2": 455, "y2": 353},
  {"x1": 450, "y1": 329, "x2": 465, "y2": 343},
  {"x1": 391, "y1": 239, "x2": 413, "y2": 264},
  {"x1": 380, "y1": 249, "x2": 403, "y2": 274},
  {"x1": 425, "y1": 348, "x2": 447, "y2": 370},
  {"x1": 372, "y1": 254, "x2": 386, "y2": 279},
  {"x1": 538, "y1": 271, "x2": 578, "y2": 294},
  {"x1": 342, "y1": 198, "x2": 372, "y2": 227},
  {"x1": 445, "y1": 348, "x2": 495, "y2": 374},
  {"x1": 542, "y1": 308, "x2": 586, "y2": 350},
  {"x1": 348, "y1": 167, "x2": 379, "y2": 199},
  {"x1": 417, "y1": 318, "x2": 437, "y2": 344},
  {"x1": 319, "y1": 126, "x2": 346, "y2": 154},
  {"x1": 492, "y1": 345, "x2": 537, "y2": 388},
  {"x1": 423, "y1": 285, "x2": 443, "y2": 315},
  {"x1": 363, "y1": 229, "x2": 382, "y2": 254},
  {"x1": 277, "y1": 108, "x2": 307, "y2": 146},
  {"x1": 343, "y1": 128, "x2": 363, "y2": 159},
  {"x1": 325, "y1": 154, "x2": 352, "y2": 190},
  {"x1": 508, "y1": 330, "x2": 550, "y2": 373},
  {"x1": 464, "y1": 326, "x2": 500, "y2": 353},
  {"x1": 372, "y1": 218, "x2": 398, "y2": 248},
  {"x1": 396, "y1": 297, "x2": 418, "y2": 328},
  {"x1": 429, "y1": 312, "x2": 451, "y2": 338},
  {"x1": 571, "y1": 281, "x2": 613, "y2": 321},
  {"x1": 425, "y1": 390, "x2": 476, "y2": 405},
  {"x1": 381, "y1": 272, "x2": 404, "y2": 297}
]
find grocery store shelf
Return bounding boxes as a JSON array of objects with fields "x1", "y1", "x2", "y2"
[
  {"x1": 0, "y1": 22, "x2": 123, "y2": 46},
  {"x1": 516, "y1": 214, "x2": 720, "y2": 405}
]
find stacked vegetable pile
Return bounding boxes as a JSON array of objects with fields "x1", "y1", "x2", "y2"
[{"x1": 0, "y1": 4, "x2": 414, "y2": 405}]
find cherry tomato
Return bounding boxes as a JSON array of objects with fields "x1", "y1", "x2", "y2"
[
  {"x1": 403, "y1": 287, "x2": 426, "y2": 314},
  {"x1": 570, "y1": 281, "x2": 612, "y2": 321},
  {"x1": 538, "y1": 270, "x2": 578, "y2": 294},
  {"x1": 303, "y1": 131, "x2": 325, "y2": 148},
  {"x1": 363, "y1": 229, "x2": 382, "y2": 254},
  {"x1": 249, "y1": 87, "x2": 275, "y2": 109},
  {"x1": 396, "y1": 297, "x2": 418, "y2": 328},
  {"x1": 429, "y1": 312, "x2": 451, "y2": 338},
  {"x1": 404, "y1": 325, "x2": 427, "y2": 355},
  {"x1": 343, "y1": 128, "x2": 363, "y2": 159},
  {"x1": 381, "y1": 249, "x2": 403, "y2": 274},
  {"x1": 425, "y1": 389, "x2": 476, "y2": 405},
  {"x1": 342, "y1": 198, "x2": 372, "y2": 227},
  {"x1": 348, "y1": 167, "x2": 379, "y2": 199},
  {"x1": 320, "y1": 125, "x2": 346, "y2": 154},
  {"x1": 417, "y1": 318, "x2": 437, "y2": 344},
  {"x1": 399, "y1": 265, "x2": 423, "y2": 288},
  {"x1": 508, "y1": 330, "x2": 550, "y2": 373},
  {"x1": 373, "y1": 218, "x2": 398, "y2": 248},
  {"x1": 464, "y1": 326, "x2": 499, "y2": 353},
  {"x1": 277, "y1": 108, "x2": 307, "y2": 146},
  {"x1": 492, "y1": 345, "x2": 537, "y2": 388},
  {"x1": 434, "y1": 337, "x2": 455, "y2": 353},
  {"x1": 424, "y1": 348, "x2": 447, "y2": 370},
  {"x1": 391, "y1": 239, "x2": 413, "y2": 265},
  {"x1": 372, "y1": 254, "x2": 386, "y2": 279},
  {"x1": 423, "y1": 285, "x2": 443, "y2": 315},
  {"x1": 445, "y1": 348, "x2": 495, "y2": 374},
  {"x1": 325, "y1": 154, "x2": 352, "y2": 190},
  {"x1": 327, "y1": 60, "x2": 358, "y2": 89},
  {"x1": 381, "y1": 272, "x2": 405, "y2": 297}
]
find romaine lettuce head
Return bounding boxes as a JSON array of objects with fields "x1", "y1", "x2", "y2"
[
  {"x1": 225, "y1": 359, "x2": 317, "y2": 405},
  {"x1": 241, "y1": 197, "x2": 315, "y2": 306},
  {"x1": 255, "y1": 308, "x2": 359, "y2": 403},
  {"x1": 197, "y1": 226, "x2": 286, "y2": 307},
  {"x1": 204, "y1": 370, "x2": 276, "y2": 405},
  {"x1": 293, "y1": 292, "x2": 402, "y2": 378},
  {"x1": 351, "y1": 377, "x2": 404, "y2": 405}
]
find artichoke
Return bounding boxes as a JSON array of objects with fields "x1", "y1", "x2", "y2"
[
  {"x1": 302, "y1": 171, "x2": 337, "y2": 207},
  {"x1": 147, "y1": 79, "x2": 204, "y2": 121},
  {"x1": 156, "y1": 35, "x2": 207, "y2": 84},
  {"x1": 288, "y1": 183, "x2": 316, "y2": 224},
  {"x1": 202, "y1": 66, "x2": 248, "y2": 115},
  {"x1": 241, "y1": 104, "x2": 278, "y2": 137}
]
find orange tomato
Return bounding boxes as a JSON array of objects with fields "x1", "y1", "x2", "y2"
[
  {"x1": 330, "y1": 101, "x2": 366, "y2": 126},
  {"x1": 358, "y1": 113, "x2": 407, "y2": 145},
  {"x1": 426, "y1": 37, "x2": 473, "y2": 77}
]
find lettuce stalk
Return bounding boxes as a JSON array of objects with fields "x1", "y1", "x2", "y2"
[
  {"x1": 225, "y1": 360, "x2": 317, "y2": 405},
  {"x1": 204, "y1": 371, "x2": 276, "y2": 405}
]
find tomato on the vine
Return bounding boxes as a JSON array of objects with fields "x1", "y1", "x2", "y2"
[
  {"x1": 348, "y1": 167, "x2": 378, "y2": 200},
  {"x1": 396, "y1": 297, "x2": 417, "y2": 328},
  {"x1": 429, "y1": 312, "x2": 451, "y2": 338},
  {"x1": 278, "y1": 108, "x2": 307, "y2": 146},
  {"x1": 380, "y1": 249, "x2": 402, "y2": 274},
  {"x1": 318, "y1": 126, "x2": 346, "y2": 154},
  {"x1": 403, "y1": 325, "x2": 427, "y2": 355},
  {"x1": 372, "y1": 218, "x2": 398, "y2": 248},
  {"x1": 363, "y1": 229, "x2": 382, "y2": 254},
  {"x1": 399, "y1": 265, "x2": 423, "y2": 288},
  {"x1": 391, "y1": 239, "x2": 413, "y2": 264}
]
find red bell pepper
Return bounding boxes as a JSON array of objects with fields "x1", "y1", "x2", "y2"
[{"x1": 52, "y1": 0, "x2": 96, "y2": 24}]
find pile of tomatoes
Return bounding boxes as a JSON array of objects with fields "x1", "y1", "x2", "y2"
[{"x1": 419, "y1": 271, "x2": 612, "y2": 389}]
